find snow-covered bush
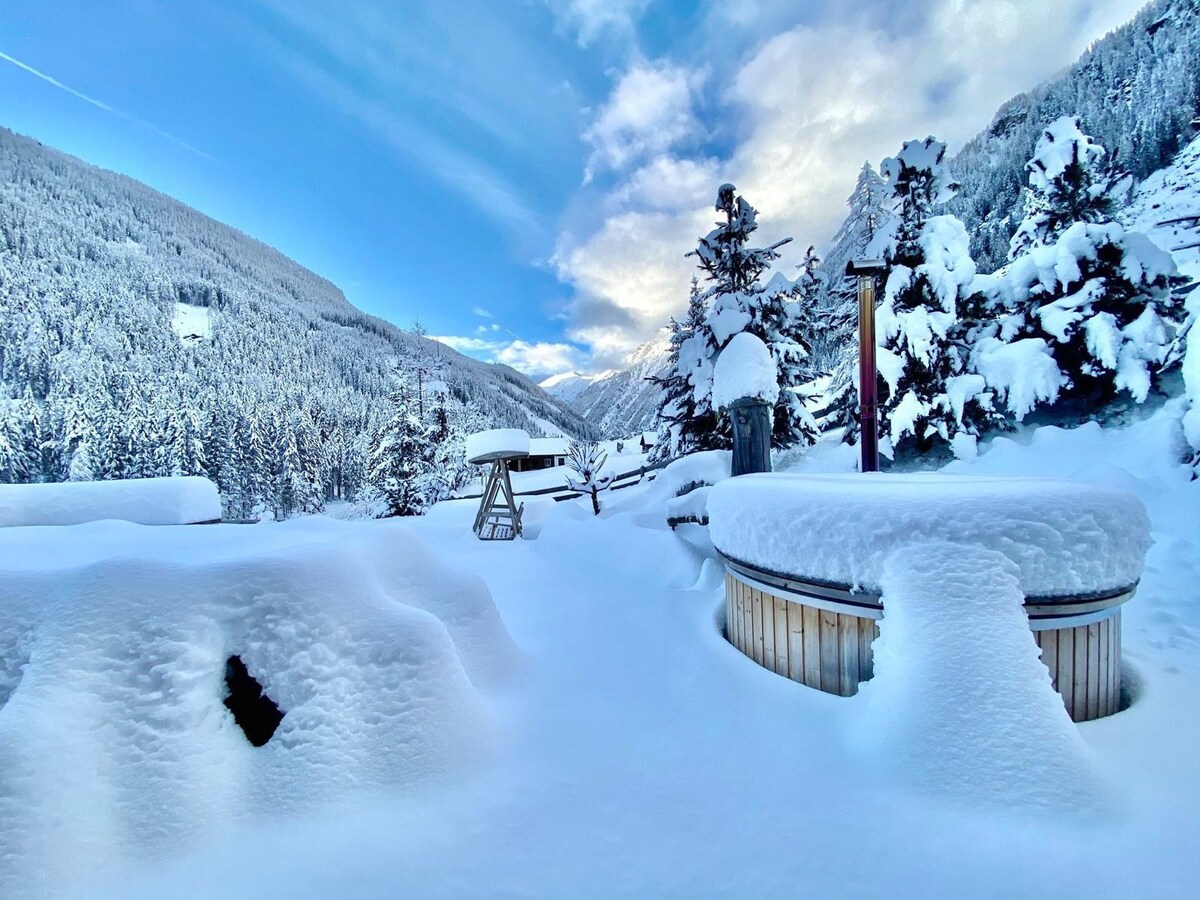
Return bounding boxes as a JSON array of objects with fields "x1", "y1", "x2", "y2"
[
  {"x1": 975, "y1": 222, "x2": 1183, "y2": 409},
  {"x1": 876, "y1": 138, "x2": 998, "y2": 454},
  {"x1": 565, "y1": 439, "x2": 613, "y2": 515}
]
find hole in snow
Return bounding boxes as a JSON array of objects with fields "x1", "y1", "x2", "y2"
[
  {"x1": 223, "y1": 655, "x2": 284, "y2": 747},
  {"x1": 1117, "y1": 660, "x2": 1143, "y2": 714}
]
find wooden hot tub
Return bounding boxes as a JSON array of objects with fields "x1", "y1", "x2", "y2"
[
  {"x1": 708, "y1": 472, "x2": 1151, "y2": 724},
  {"x1": 722, "y1": 555, "x2": 1132, "y2": 720}
]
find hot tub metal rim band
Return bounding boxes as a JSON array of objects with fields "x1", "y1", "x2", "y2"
[{"x1": 720, "y1": 554, "x2": 1136, "y2": 621}]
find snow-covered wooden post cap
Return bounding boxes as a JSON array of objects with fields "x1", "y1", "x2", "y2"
[
  {"x1": 713, "y1": 333, "x2": 778, "y2": 477},
  {"x1": 708, "y1": 473, "x2": 1151, "y2": 721},
  {"x1": 464, "y1": 428, "x2": 530, "y2": 465}
]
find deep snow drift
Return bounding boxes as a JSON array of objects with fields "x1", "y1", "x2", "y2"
[
  {"x1": 0, "y1": 476, "x2": 222, "y2": 527},
  {"x1": 708, "y1": 471, "x2": 1150, "y2": 595},
  {"x1": 0, "y1": 518, "x2": 517, "y2": 898},
  {"x1": 0, "y1": 403, "x2": 1198, "y2": 899},
  {"x1": 858, "y1": 541, "x2": 1109, "y2": 813}
]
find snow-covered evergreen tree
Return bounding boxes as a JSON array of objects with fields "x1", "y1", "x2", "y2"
[
  {"x1": 877, "y1": 138, "x2": 998, "y2": 456},
  {"x1": 651, "y1": 277, "x2": 719, "y2": 461},
  {"x1": 688, "y1": 184, "x2": 819, "y2": 449},
  {"x1": 818, "y1": 163, "x2": 897, "y2": 443},
  {"x1": 366, "y1": 384, "x2": 436, "y2": 518},
  {"x1": 1008, "y1": 116, "x2": 1114, "y2": 260},
  {"x1": 975, "y1": 120, "x2": 1187, "y2": 412}
]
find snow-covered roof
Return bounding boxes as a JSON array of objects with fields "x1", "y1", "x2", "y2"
[{"x1": 528, "y1": 438, "x2": 569, "y2": 457}]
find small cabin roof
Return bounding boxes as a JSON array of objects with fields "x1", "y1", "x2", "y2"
[{"x1": 528, "y1": 438, "x2": 570, "y2": 457}]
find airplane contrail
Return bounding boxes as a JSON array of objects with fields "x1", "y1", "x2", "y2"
[{"x1": 0, "y1": 49, "x2": 211, "y2": 159}]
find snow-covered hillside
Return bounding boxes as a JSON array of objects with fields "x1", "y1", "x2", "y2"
[
  {"x1": 0, "y1": 126, "x2": 592, "y2": 516},
  {"x1": 1122, "y1": 132, "x2": 1200, "y2": 283},
  {"x1": 543, "y1": 336, "x2": 670, "y2": 437},
  {"x1": 538, "y1": 370, "x2": 613, "y2": 405},
  {"x1": 947, "y1": 0, "x2": 1200, "y2": 271}
]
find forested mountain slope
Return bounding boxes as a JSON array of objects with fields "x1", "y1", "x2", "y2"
[
  {"x1": 0, "y1": 127, "x2": 591, "y2": 516},
  {"x1": 947, "y1": 0, "x2": 1200, "y2": 271},
  {"x1": 544, "y1": 336, "x2": 669, "y2": 438}
]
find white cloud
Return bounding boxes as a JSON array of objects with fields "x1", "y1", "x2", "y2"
[
  {"x1": 546, "y1": 0, "x2": 649, "y2": 47},
  {"x1": 433, "y1": 335, "x2": 585, "y2": 379},
  {"x1": 583, "y1": 61, "x2": 705, "y2": 180},
  {"x1": 471, "y1": 306, "x2": 493, "y2": 318},
  {"x1": 554, "y1": 204, "x2": 712, "y2": 366},
  {"x1": 554, "y1": 0, "x2": 1152, "y2": 363}
]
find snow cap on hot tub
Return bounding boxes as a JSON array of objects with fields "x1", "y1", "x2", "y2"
[
  {"x1": 465, "y1": 428, "x2": 530, "y2": 464},
  {"x1": 708, "y1": 472, "x2": 1151, "y2": 597}
]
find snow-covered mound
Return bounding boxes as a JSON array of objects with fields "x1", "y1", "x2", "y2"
[
  {"x1": 856, "y1": 542, "x2": 1108, "y2": 812},
  {"x1": 0, "y1": 476, "x2": 222, "y2": 527},
  {"x1": 712, "y1": 332, "x2": 779, "y2": 410},
  {"x1": 0, "y1": 517, "x2": 518, "y2": 898},
  {"x1": 708, "y1": 472, "x2": 1150, "y2": 596}
]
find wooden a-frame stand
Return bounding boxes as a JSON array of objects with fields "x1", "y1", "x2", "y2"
[{"x1": 473, "y1": 458, "x2": 524, "y2": 540}]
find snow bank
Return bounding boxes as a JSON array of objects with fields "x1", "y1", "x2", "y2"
[
  {"x1": 712, "y1": 332, "x2": 779, "y2": 410},
  {"x1": 0, "y1": 517, "x2": 518, "y2": 897},
  {"x1": 464, "y1": 428, "x2": 529, "y2": 463},
  {"x1": 708, "y1": 472, "x2": 1150, "y2": 596},
  {"x1": 855, "y1": 542, "x2": 1109, "y2": 813},
  {"x1": 0, "y1": 476, "x2": 221, "y2": 527}
]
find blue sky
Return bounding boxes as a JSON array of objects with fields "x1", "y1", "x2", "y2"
[{"x1": 0, "y1": 0, "x2": 1149, "y2": 379}]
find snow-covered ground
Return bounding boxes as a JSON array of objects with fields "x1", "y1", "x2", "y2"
[
  {"x1": 170, "y1": 302, "x2": 212, "y2": 342},
  {"x1": 3, "y1": 399, "x2": 1197, "y2": 899}
]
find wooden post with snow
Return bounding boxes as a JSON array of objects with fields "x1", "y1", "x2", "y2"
[
  {"x1": 713, "y1": 332, "x2": 777, "y2": 478},
  {"x1": 728, "y1": 398, "x2": 772, "y2": 477}
]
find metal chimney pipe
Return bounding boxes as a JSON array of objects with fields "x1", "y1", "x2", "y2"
[{"x1": 846, "y1": 259, "x2": 887, "y2": 474}]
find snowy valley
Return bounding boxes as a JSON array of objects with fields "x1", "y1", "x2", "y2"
[{"x1": 1, "y1": 0, "x2": 1200, "y2": 898}]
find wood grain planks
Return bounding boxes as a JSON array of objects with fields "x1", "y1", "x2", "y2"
[{"x1": 723, "y1": 570, "x2": 1123, "y2": 719}]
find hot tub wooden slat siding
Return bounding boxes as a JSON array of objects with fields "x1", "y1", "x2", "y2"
[
  {"x1": 1033, "y1": 611, "x2": 1121, "y2": 722},
  {"x1": 722, "y1": 571, "x2": 877, "y2": 696},
  {"x1": 724, "y1": 563, "x2": 1127, "y2": 720}
]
